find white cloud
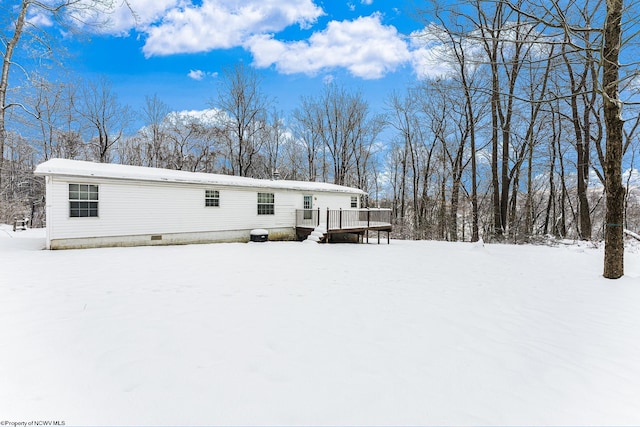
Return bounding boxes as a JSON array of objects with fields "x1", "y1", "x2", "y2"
[
  {"x1": 246, "y1": 13, "x2": 411, "y2": 79},
  {"x1": 71, "y1": 0, "x2": 455, "y2": 81},
  {"x1": 408, "y1": 29, "x2": 456, "y2": 79},
  {"x1": 172, "y1": 108, "x2": 222, "y2": 125},
  {"x1": 323, "y1": 74, "x2": 336, "y2": 85},
  {"x1": 408, "y1": 24, "x2": 489, "y2": 80},
  {"x1": 188, "y1": 69, "x2": 205, "y2": 80},
  {"x1": 27, "y1": 10, "x2": 53, "y2": 27},
  {"x1": 347, "y1": 0, "x2": 371, "y2": 11},
  {"x1": 140, "y1": 0, "x2": 324, "y2": 57},
  {"x1": 187, "y1": 69, "x2": 219, "y2": 80},
  {"x1": 85, "y1": 0, "x2": 323, "y2": 54},
  {"x1": 96, "y1": 0, "x2": 180, "y2": 35}
]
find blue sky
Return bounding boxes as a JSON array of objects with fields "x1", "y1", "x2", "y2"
[{"x1": 53, "y1": 0, "x2": 438, "y2": 117}]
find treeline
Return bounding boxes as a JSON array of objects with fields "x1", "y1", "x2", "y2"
[
  {"x1": 2, "y1": 0, "x2": 640, "y2": 247},
  {"x1": 0, "y1": 65, "x2": 386, "y2": 228}
]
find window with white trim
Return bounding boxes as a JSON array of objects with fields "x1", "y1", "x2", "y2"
[
  {"x1": 257, "y1": 192, "x2": 275, "y2": 215},
  {"x1": 69, "y1": 184, "x2": 98, "y2": 217},
  {"x1": 205, "y1": 189, "x2": 220, "y2": 207},
  {"x1": 303, "y1": 195, "x2": 312, "y2": 210},
  {"x1": 351, "y1": 196, "x2": 358, "y2": 208}
]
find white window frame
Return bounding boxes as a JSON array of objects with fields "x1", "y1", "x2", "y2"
[
  {"x1": 257, "y1": 192, "x2": 275, "y2": 215},
  {"x1": 69, "y1": 183, "x2": 99, "y2": 218},
  {"x1": 303, "y1": 195, "x2": 313, "y2": 220},
  {"x1": 205, "y1": 189, "x2": 220, "y2": 207},
  {"x1": 351, "y1": 196, "x2": 358, "y2": 208}
]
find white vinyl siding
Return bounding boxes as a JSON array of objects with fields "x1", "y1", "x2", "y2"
[
  {"x1": 36, "y1": 159, "x2": 366, "y2": 248},
  {"x1": 46, "y1": 177, "x2": 356, "y2": 241}
]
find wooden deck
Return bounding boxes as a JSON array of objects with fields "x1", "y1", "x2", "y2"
[{"x1": 296, "y1": 208, "x2": 392, "y2": 243}]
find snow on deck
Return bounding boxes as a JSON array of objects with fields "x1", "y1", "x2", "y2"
[
  {"x1": 2, "y1": 226, "x2": 640, "y2": 425},
  {"x1": 34, "y1": 159, "x2": 365, "y2": 194}
]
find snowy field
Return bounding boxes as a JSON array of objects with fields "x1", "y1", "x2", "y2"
[{"x1": 2, "y1": 225, "x2": 640, "y2": 426}]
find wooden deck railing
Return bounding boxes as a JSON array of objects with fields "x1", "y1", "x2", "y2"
[
  {"x1": 296, "y1": 208, "x2": 392, "y2": 231},
  {"x1": 295, "y1": 208, "x2": 322, "y2": 228}
]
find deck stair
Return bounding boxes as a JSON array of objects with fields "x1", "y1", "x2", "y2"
[
  {"x1": 305, "y1": 225, "x2": 327, "y2": 243},
  {"x1": 296, "y1": 208, "x2": 392, "y2": 244}
]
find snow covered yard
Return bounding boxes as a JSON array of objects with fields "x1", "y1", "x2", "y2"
[{"x1": 2, "y1": 226, "x2": 640, "y2": 426}]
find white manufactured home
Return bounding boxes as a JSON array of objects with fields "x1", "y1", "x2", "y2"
[{"x1": 34, "y1": 159, "x2": 370, "y2": 249}]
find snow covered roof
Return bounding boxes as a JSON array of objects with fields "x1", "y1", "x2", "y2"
[{"x1": 34, "y1": 159, "x2": 366, "y2": 195}]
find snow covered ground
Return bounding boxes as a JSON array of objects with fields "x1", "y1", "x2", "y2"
[{"x1": 2, "y1": 225, "x2": 640, "y2": 426}]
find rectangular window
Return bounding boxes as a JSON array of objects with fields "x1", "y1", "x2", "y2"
[
  {"x1": 351, "y1": 196, "x2": 358, "y2": 208},
  {"x1": 205, "y1": 189, "x2": 220, "y2": 207},
  {"x1": 69, "y1": 184, "x2": 99, "y2": 217},
  {"x1": 303, "y1": 195, "x2": 312, "y2": 210},
  {"x1": 257, "y1": 192, "x2": 275, "y2": 215}
]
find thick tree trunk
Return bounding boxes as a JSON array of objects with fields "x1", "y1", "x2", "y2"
[{"x1": 602, "y1": 0, "x2": 625, "y2": 279}]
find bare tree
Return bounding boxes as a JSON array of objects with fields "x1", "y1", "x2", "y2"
[
  {"x1": 419, "y1": 19, "x2": 489, "y2": 241},
  {"x1": 1, "y1": 0, "x2": 120, "y2": 186},
  {"x1": 297, "y1": 84, "x2": 378, "y2": 186},
  {"x1": 75, "y1": 77, "x2": 130, "y2": 163},
  {"x1": 1, "y1": 0, "x2": 31, "y2": 190},
  {"x1": 559, "y1": 19, "x2": 600, "y2": 241},
  {"x1": 140, "y1": 94, "x2": 171, "y2": 168},
  {"x1": 501, "y1": 0, "x2": 635, "y2": 275},
  {"x1": 292, "y1": 98, "x2": 323, "y2": 181},
  {"x1": 30, "y1": 76, "x2": 64, "y2": 161},
  {"x1": 0, "y1": 130, "x2": 44, "y2": 224},
  {"x1": 163, "y1": 111, "x2": 218, "y2": 172},
  {"x1": 260, "y1": 109, "x2": 288, "y2": 179},
  {"x1": 386, "y1": 89, "x2": 422, "y2": 234},
  {"x1": 317, "y1": 84, "x2": 357, "y2": 185},
  {"x1": 601, "y1": 0, "x2": 625, "y2": 278},
  {"x1": 353, "y1": 112, "x2": 384, "y2": 194},
  {"x1": 213, "y1": 63, "x2": 270, "y2": 177}
]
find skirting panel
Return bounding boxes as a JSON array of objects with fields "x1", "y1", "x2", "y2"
[{"x1": 48, "y1": 227, "x2": 296, "y2": 249}]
